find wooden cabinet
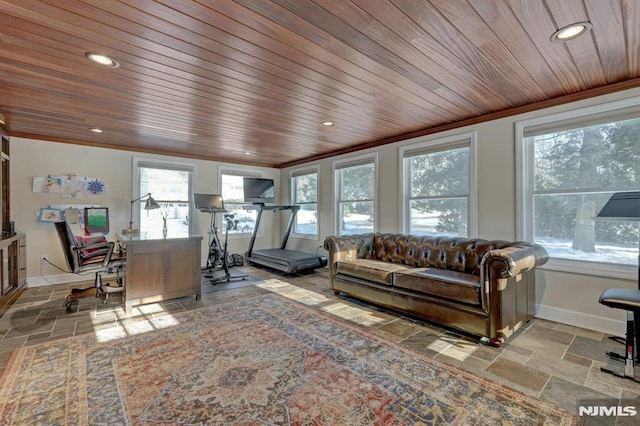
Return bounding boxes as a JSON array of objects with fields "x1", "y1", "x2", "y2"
[
  {"x1": 17, "y1": 236, "x2": 26, "y2": 286},
  {"x1": 117, "y1": 233, "x2": 202, "y2": 314},
  {"x1": 1, "y1": 127, "x2": 10, "y2": 235},
  {"x1": 0, "y1": 234, "x2": 27, "y2": 315},
  {"x1": 0, "y1": 128, "x2": 25, "y2": 314}
]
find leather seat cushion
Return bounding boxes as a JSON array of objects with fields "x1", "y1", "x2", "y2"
[
  {"x1": 599, "y1": 288, "x2": 640, "y2": 310},
  {"x1": 393, "y1": 268, "x2": 481, "y2": 305},
  {"x1": 335, "y1": 259, "x2": 412, "y2": 285}
]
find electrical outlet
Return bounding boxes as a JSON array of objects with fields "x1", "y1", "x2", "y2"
[{"x1": 40, "y1": 255, "x2": 47, "y2": 265}]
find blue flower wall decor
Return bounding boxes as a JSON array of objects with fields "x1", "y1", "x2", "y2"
[{"x1": 85, "y1": 179, "x2": 106, "y2": 195}]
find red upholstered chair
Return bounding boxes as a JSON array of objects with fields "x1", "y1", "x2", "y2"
[{"x1": 54, "y1": 221, "x2": 125, "y2": 310}]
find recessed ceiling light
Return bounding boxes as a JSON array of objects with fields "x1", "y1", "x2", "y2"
[
  {"x1": 550, "y1": 22, "x2": 592, "y2": 43},
  {"x1": 89, "y1": 127, "x2": 103, "y2": 133},
  {"x1": 85, "y1": 52, "x2": 120, "y2": 68},
  {"x1": 245, "y1": 152, "x2": 252, "y2": 155},
  {"x1": 321, "y1": 121, "x2": 335, "y2": 127}
]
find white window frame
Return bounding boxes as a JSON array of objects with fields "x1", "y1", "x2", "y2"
[
  {"x1": 290, "y1": 165, "x2": 319, "y2": 239},
  {"x1": 516, "y1": 97, "x2": 640, "y2": 280},
  {"x1": 398, "y1": 132, "x2": 477, "y2": 237},
  {"x1": 332, "y1": 153, "x2": 378, "y2": 236},
  {"x1": 132, "y1": 157, "x2": 195, "y2": 235},
  {"x1": 218, "y1": 168, "x2": 262, "y2": 237}
]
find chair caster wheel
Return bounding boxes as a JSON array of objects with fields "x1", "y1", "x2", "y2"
[{"x1": 65, "y1": 300, "x2": 75, "y2": 311}]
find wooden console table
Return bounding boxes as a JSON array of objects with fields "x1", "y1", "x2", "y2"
[{"x1": 117, "y1": 232, "x2": 202, "y2": 315}]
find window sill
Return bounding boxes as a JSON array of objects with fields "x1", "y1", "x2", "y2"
[
  {"x1": 291, "y1": 233, "x2": 320, "y2": 241},
  {"x1": 540, "y1": 258, "x2": 637, "y2": 281},
  {"x1": 226, "y1": 233, "x2": 253, "y2": 239}
]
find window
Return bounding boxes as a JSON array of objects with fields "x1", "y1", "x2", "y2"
[
  {"x1": 291, "y1": 167, "x2": 318, "y2": 237},
  {"x1": 334, "y1": 154, "x2": 376, "y2": 236},
  {"x1": 400, "y1": 133, "x2": 475, "y2": 237},
  {"x1": 134, "y1": 159, "x2": 194, "y2": 236},
  {"x1": 220, "y1": 171, "x2": 259, "y2": 235},
  {"x1": 517, "y1": 98, "x2": 640, "y2": 276}
]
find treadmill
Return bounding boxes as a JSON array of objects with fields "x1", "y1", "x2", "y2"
[{"x1": 245, "y1": 204, "x2": 327, "y2": 274}]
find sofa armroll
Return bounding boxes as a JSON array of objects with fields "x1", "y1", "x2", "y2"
[
  {"x1": 324, "y1": 234, "x2": 375, "y2": 275},
  {"x1": 480, "y1": 242, "x2": 548, "y2": 343},
  {"x1": 481, "y1": 242, "x2": 549, "y2": 279}
]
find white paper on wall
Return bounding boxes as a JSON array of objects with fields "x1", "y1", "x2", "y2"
[
  {"x1": 61, "y1": 176, "x2": 84, "y2": 199},
  {"x1": 32, "y1": 176, "x2": 63, "y2": 193},
  {"x1": 84, "y1": 178, "x2": 107, "y2": 195}
]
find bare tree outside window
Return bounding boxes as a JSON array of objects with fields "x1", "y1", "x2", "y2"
[
  {"x1": 405, "y1": 146, "x2": 470, "y2": 237},
  {"x1": 527, "y1": 117, "x2": 640, "y2": 265},
  {"x1": 292, "y1": 171, "x2": 318, "y2": 236},
  {"x1": 335, "y1": 161, "x2": 375, "y2": 236}
]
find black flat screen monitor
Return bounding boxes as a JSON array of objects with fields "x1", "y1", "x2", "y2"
[
  {"x1": 194, "y1": 193, "x2": 226, "y2": 212},
  {"x1": 84, "y1": 207, "x2": 110, "y2": 234},
  {"x1": 243, "y1": 177, "x2": 275, "y2": 204}
]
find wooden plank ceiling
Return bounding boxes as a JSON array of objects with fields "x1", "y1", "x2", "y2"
[{"x1": 0, "y1": 0, "x2": 639, "y2": 168}]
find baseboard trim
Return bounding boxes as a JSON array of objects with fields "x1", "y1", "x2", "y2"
[
  {"x1": 535, "y1": 303, "x2": 625, "y2": 337},
  {"x1": 28, "y1": 273, "x2": 96, "y2": 287}
]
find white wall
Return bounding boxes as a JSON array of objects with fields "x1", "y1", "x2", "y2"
[
  {"x1": 281, "y1": 87, "x2": 640, "y2": 335},
  {"x1": 10, "y1": 138, "x2": 279, "y2": 286}
]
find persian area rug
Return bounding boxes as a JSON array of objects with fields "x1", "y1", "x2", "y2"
[{"x1": 0, "y1": 294, "x2": 578, "y2": 425}]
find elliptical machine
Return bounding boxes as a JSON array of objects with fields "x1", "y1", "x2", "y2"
[
  {"x1": 194, "y1": 193, "x2": 248, "y2": 285},
  {"x1": 213, "y1": 212, "x2": 248, "y2": 283},
  {"x1": 203, "y1": 207, "x2": 225, "y2": 272}
]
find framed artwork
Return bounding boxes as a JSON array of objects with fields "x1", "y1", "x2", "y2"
[{"x1": 38, "y1": 207, "x2": 62, "y2": 222}]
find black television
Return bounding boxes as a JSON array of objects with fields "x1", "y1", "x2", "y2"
[
  {"x1": 243, "y1": 177, "x2": 275, "y2": 204},
  {"x1": 84, "y1": 207, "x2": 110, "y2": 234}
]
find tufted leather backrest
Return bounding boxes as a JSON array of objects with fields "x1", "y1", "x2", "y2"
[{"x1": 372, "y1": 233, "x2": 511, "y2": 275}]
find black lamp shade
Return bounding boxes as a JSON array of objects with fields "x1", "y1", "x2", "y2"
[{"x1": 144, "y1": 196, "x2": 160, "y2": 210}]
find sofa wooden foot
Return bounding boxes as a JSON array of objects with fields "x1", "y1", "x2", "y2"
[
  {"x1": 489, "y1": 338, "x2": 503, "y2": 347},
  {"x1": 333, "y1": 290, "x2": 340, "y2": 296},
  {"x1": 480, "y1": 337, "x2": 503, "y2": 347}
]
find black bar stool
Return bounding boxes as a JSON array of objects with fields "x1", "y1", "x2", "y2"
[{"x1": 599, "y1": 288, "x2": 640, "y2": 383}]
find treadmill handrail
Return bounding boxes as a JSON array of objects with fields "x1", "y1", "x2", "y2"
[
  {"x1": 243, "y1": 204, "x2": 299, "y2": 212},
  {"x1": 246, "y1": 204, "x2": 300, "y2": 257}
]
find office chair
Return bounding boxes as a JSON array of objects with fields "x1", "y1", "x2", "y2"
[{"x1": 54, "y1": 220, "x2": 125, "y2": 310}]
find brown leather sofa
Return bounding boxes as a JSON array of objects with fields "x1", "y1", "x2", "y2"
[{"x1": 324, "y1": 233, "x2": 549, "y2": 346}]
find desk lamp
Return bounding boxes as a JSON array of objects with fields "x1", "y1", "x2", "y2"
[
  {"x1": 123, "y1": 192, "x2": 160, "y2": 235},
  {"x1": 595, "y1": 191, "x2": 640, "y2": 288}
]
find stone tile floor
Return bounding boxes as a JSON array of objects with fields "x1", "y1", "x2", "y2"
[{"x1": 1, "y1": 266, "x2": 639, "y2": 421}]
